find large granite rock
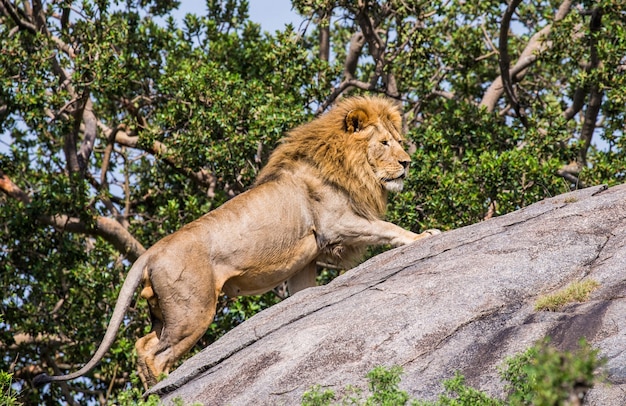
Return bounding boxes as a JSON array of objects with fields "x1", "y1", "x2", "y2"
[{"x1": 148, "y1": 183, "x2": 626, "y2": 405}]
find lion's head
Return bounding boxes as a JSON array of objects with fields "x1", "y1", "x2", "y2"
[{"x1": 256, "y1": 96, "x2": 411, "y2": 220}]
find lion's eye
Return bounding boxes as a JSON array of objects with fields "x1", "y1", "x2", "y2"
[{"x1": 381, "y1": 140, "x2": 390, "y2": 146}]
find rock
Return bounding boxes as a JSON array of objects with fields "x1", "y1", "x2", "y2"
[{"x1": 148, "y1": 184, "x2": 626, "y2": 405}]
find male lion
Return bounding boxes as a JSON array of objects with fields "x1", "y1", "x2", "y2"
[{"x1": 34, "y1": 96, "x2": 439, "y2": 388}]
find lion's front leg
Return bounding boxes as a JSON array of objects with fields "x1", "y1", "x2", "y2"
[
  {"x1": 377, "y1": 221, "x2": 440, "y2": 247},
  {"x1": 413, "y1": 228, "x2": 441, "y2": 242},
  {"x1": 338, "y1": 218, "x2": 440, "y2": 247},
  {"x1": 287, "y1": 261, "x2": 317, "y2": 295}
]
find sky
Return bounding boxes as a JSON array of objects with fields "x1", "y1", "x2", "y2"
[{"x1": 176, "y1": 0, "x2": 303, "y2": 33}]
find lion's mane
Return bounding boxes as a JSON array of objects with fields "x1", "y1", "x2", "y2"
[{"x1": 255, "y1": 96, "x2": 403, "y2": 220}]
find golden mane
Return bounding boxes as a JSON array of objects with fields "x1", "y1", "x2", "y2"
[{"x1": 255, "y1": 96, "x2": 404, "y2": 219}]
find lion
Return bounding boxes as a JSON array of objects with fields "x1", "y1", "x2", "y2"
[{"x1": 33, "y1": 96, "x2": 440, "y2": 389}]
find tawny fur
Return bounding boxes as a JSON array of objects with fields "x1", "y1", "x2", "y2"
[{"x1": 33, "y1": 96, "x2": 440, "y2": 389}]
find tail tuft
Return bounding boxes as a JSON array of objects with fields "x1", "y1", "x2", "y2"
[{"x1": 33, "y1": 373, "x2": 52, "y2": 387}]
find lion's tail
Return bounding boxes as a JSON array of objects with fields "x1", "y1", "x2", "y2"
[{"x1": 33, "y1": 254, "x2": 149, "y2": 387}]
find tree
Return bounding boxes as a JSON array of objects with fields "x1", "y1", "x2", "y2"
[{"x1": 1, "y1": 0, "x2": 624, "y2": 404}]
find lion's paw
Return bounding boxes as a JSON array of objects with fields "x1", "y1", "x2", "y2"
[{"x1": 423, "y1": 229, "x2": 441, "y2": 236}]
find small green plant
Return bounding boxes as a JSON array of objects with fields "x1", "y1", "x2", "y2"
[
  {"x1": 365, "y1": 365, "x2": 409, "y2": 405},
  {"x1": 431, "y1": 372, "x2": 503, "y2": 405},
  {"x1": 501, "y1": 338, "x2": 603, "y2": 405},
  {"x1": 0, "y1": 370, "x2": 21, "y2": 406},
  {"x1": 302, "y1": 338, "x2": 604, "y2": 406},
  {"x1": 302, "y1": 384, "x2": 336, "y2": 406},
  {"x1": 112, "y1": 391, "x2": 199, "y2": 406},
  {"x1": 302, "y1": 365, "x2": 410, "y2": 406},
  {"x1": 112, "y1": 384, "x2": 161, "y2": 406},
  {"x1": 535, "y1": 279, "x2": 600, "y2": 311}
]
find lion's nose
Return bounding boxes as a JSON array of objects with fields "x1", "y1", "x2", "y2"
[{"x1": 400, "y1": 160, "x2": 410, "y2": 170}]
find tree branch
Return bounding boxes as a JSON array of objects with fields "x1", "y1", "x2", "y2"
[
  {"x1": 498, "y1": 0, "x2": 529, "y2": 127},
  {"x1": 0, "y1": 333, "x2": 72, "y2": 350},
  {"x1": 577, "y1": 7, "x2": 603, "y2": 166},
  {"x1": 41, "y1": 350, "x2": 80, "y2": 406},
  {"x1": 355, "y1": 1, "x2": 398, "y2": 97},
  {"x1": 318, "y1": 5, "x2": 332, "y2": 62},
  {"x1": 13, "y1": 0, "x2": 85, "y2": 175},
  {"x1": 317, "y1": 78, "x2": 376, "y2": 114},
  {"x1": 39, "y1": 214, "x2": 146, "y2": 262},
  {"x1": 0, "y1": 170, "x2": 146, "y2": 261},
  {"x1": 98, "y1": 122, "x2": 218, "y2": 191},
  {"x1": 0, "y1": 169, "x2": 30, "y2": 203},
  {"x1": 344, "y1": 31, "x2": 365, "y2": 79},
  {"x1": 0, "y1": 0, "x2": 37, "y2": 33},
  {"x1": 480, "y1": 0, "x2": 573, "y2": 112},
  {"x1": 77, "y1": 98, "x2": 98, "y2": 172},
  {"x1": 562, "y1": 87, "x2": 587, "y2": 120},
  {"x1": 557, "y1": 164, "x2": 586, "y2": 188}
]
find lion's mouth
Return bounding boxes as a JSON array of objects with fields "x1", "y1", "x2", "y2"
[
  {"x1": 381, "y1": 174, "x2": 406, "y2": 192},
  {"x1": 382, "y1": 172, "x2": 407, "y2": 182}
]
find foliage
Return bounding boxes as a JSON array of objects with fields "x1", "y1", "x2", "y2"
[
  {"x1": 0, "y1": 314, "x2": 21, "y2": 406},
  {"x1": 534, "y1": 279, "x2": 601, "y2": 311},
  {"x1": 415, "y1": 373, "x2": 504, "y2": 406},
  {"x1": 0, "y1": 0, "x2": 625, "y2": 404},
  {"x1": 302, "y1": 339, "x2": 604, "y2": 405},
  {"x1": 501, "y1": 339, "x2": 604, "y2": 405},
  {"x1": 302, "y1": 365, "x2": 410, "y2": 406},
  {"x1": 365, "y1": 365, "x2": 410, "y2": 406},
  {"x1": 114, "y1": 388, "x2": 161, "y2": 406},
  {"x1": 302, "y1": 385, "x2": 337, "y2": 406},
  {"x1": 0, "y1": 370, "x2": 21, "y2": 406}
]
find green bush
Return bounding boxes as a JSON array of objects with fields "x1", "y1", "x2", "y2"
[
  {"x1": 502, "y1": 339, "x2": 603, "y2": 405},
  {"x1": 0, "y1": 370, "x2": 21, "y2": 406},
  {"x1": 302, "y1": 385, "x2": 337, "y2": 406},
  {"x1": 302, "y1": 339, "x2": 604, "y2": 406},
  {"x1": 365, "y1": 366, "x2": 410, "y2": 406},
  {"x1": 302, "y1": 366, "x2": 410, "y2": 406},
  {"x1": 415, "y1": 372, "x2": 504, "y2": 406}
]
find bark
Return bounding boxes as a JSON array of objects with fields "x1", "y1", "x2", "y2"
[
  {"x1": 577, "y1": 8, "x2": 603, "y2": 166},
  {"x1": 106, "y1": 125, "x2": 218, "y2": 191},
  {"x1": 355, "y1": 1, "x2": 398, "y2": 97},
  {"x1": 0, "y1": 170, "x2": 30, "y2": 203},
  {"x1": 318, "y1": 6, "x2": 331, "y2": 62},
  {"x1": 480, "y1": 0, "x2": 573, "y2": 112},
  {"x1": 344, "y1": 32, "x2": 365, "y2": 79},
  {"x1": 0, "y1": 171, "x2": 146, "y2": 261},
  {"x1": 498, "y1": 0, "x2": 528, "y2": 127},
  {"x1": 77, "y1": 98, "x2": 98, "y2": 172}
]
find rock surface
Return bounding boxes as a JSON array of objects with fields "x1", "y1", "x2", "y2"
[{"x1": 149, "y1": 184, "x2": 626, "y2": 405}]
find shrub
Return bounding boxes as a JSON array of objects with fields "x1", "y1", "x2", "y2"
[
  {"x1": 0, "y1": 371, "x2": 21, "y2": 406},
  {"x1": 501, "y1": 338, "x2": 603, "y2": 405},
  {"x1": 302, "y1": 338, "x2": 605, "y2": 405}
]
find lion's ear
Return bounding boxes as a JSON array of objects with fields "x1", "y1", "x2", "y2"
[{"x1": 345, "y1": 109, "x2": 369, "y2": 133}]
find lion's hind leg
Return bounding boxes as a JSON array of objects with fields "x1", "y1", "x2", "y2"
[
  {"x1": 135, "y1": 331, "x2": 160, "y2": 389},
  {"x1": 135, "y1": 281, "x2": 220, "y2": 388},
  {"x1": 135, "y1": 286, "x2": 166, "y2": 389}
]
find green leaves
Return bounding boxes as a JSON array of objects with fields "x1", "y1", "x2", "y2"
[
  {"x1": 301, "y1": 340, "x2": 604, "y2": 405},
  {"x1": 502, "y1": 339, "x2": 603, "y2": 405},
  {"x1": 388, "y1": 102, "x2": 567, "y2": 231}
]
